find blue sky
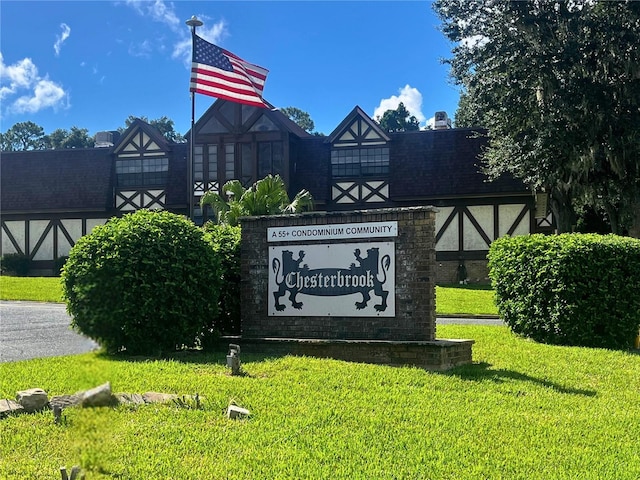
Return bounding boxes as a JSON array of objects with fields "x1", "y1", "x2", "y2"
[{"x1": 1, "y1": 1, "x2": 461, "y2": 137}]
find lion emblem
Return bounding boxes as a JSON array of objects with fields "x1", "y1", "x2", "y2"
[{"x1": 272, "y1": 247, "x2": 391, "y2": 312}]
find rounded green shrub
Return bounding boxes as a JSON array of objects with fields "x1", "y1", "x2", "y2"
[
  {"x1": 201, "y1": 222, "x2": 241, "y2": 342},
  {"x1": 62, "y1": 210, "x2": 222, "y2": 355},
  {"x1": 488, "y1": 233, "x2": 640, "y2": 350}
]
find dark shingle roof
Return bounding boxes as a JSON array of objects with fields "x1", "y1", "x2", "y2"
[
  {"x1": 389, "y1": 128, "x2": 527, "y2": 199},
  {"x1": 292, "y1": 137, "x2": 330, "y2": 202},
  {"x1": 1, "y1": 148, "x2": 114, "y2": 213},
  {"x1": 293, "y1": 127, "x2": 527, "y2": 207}
]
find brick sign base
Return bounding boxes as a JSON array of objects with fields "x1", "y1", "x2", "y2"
[
  {"x1": 221, "y1": 337, "x2": 474, "y2": 371},
  {"x1": 238, "y1": 207, "x2": 473, "y2": 370}
]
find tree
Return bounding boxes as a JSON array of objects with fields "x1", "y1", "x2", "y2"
[
  {"x1": 63, "y1": 126, "x2": 93, "y2": 148},
  {"x1": 200, "y1": 174, "x2": 314, "y2": 226},
  {"x1": 1, "y1": 121, "x2": 47, "y2": 151},
  {"x1": 0, "y1": 132, "x2": 11, "y2": 152},
  {"x1": 454, "y1": 92, "x2": 484, "y2": 128},
  {"x1": 45, "y1": 129, "x2": 69, "y2": 150},
  {"x1": 376, "y1": 102, "x2": 420, "y2": 132},
  {"x1": 280, "y1": 106, "x2": 316, "y2": 133},
  {"x1": 120, "y1": 115, "x2": 185, "y2": 143},
  {"x1": 433, "y1": 0, "x2": 640, "y2": 234},
  {"x1": 576, "y1": 4, "x2": 640, "y2": 235},
  {"x1": 45, "y1": 126, "x2": 93, "y2": 149}
]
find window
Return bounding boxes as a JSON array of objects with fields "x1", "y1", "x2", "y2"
[
  {"x1": 331, "y1": 149, "x2": 360, "y2": 177},
  {"x1": 331, "y1": 147, "x2": 388, "y2": 178},
  {"x1": 208, "y1": 145, "x2": 218, "y2": 180},
  {"x1": 225, "y1": 143, "x2": 235, "y2": 180},
  {"x1": 195, "y1": 144, "x2": 219, "y2": 185},
  {"x1": 116, "y1": 157, "x2": 168, "y2": 186},
  {"x1": 258, "y1": 141, "x2": 283, "y2": 178},
  {"x1": 360, "y1": 147, "x2": 389, "y2": 175},
  {"x1": 194, "y1": 146, "x2": 204, "y2": 181}
]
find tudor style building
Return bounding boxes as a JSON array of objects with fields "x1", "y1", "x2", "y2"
[
  {"x1": 0, "y1": 99, "x2": 552, "y2": 281},
  {"x1": 1, "y1": 120, "x2": 188, "y2": 275}
]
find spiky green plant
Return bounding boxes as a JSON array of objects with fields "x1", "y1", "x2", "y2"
[{"x1": 200, "y1": 174, "x2": 313, "y2": 226}]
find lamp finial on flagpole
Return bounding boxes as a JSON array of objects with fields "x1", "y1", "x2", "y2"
[{"x1": 186, "y1": 15, "x2": 203, "y2": 31}]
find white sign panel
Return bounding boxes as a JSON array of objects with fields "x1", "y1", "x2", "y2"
[
  {"x1": 269, "y1": 242, "x2": 395, "y2": 317},
  {"x1": 267, "y1": 221, "x2": 397, "y2": 243}
]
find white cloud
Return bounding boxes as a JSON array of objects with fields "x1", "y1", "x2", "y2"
[
  {"x1": 123, "y1": 1, "x2": 227, "y2": 66},
  {"x1": 10, "y1": 79, "x2": 69, "y2": 114},
  {"x1": 124, "y1": 0, "x2": 145, "y2": 15},
  {"x1": 425, "y1": 116, "x2": 436, "y2": 130},
  {"x1": 201, "y1": 22, "x2": 227, "y2": 45},
  {"x1": 54, "y1": 23, "x2": 71, "y2": 56},
  {"x1": 0, "y1": 53, "x2": 69, "y2": 114},
  {"x1": 0, "y1": 54, "x2": 38, "y2": 98},
  {"x1": 125, "y1": 0, "x2": 180, "y2": 32},
  {"x1": 148, "y1": 0, "x2": 180, "y2": 31},
  {"x1": 172, "y1": 37, "x2": 191, "y2": 64},
  {"x1": 373, "y1": 84, "x2": 426, "y2": 126}
]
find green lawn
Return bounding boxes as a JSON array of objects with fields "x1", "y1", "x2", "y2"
[
  {"x1": 1, "y1": 325, "x2": 638, "y2": 479},
  {"x1": 436, "y1": 283, "x2": 497, "y2": 316},
  {"x1": 0, "y1": 276, "x2": 63, "y2": 302},
  {"x1": 0, "y1": 276, "x2": 499, "y2": 316},
  {"x1": 1, "y1": 277, "x2": 637, "y2": 478}
]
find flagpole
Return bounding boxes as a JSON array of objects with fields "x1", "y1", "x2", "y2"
[{"x1": 186, "y1": 15, "x2": 203, "y2": 221}]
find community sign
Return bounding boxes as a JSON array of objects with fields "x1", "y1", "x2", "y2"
[{"x1": 268, "y1": 242, "x2": 395, "y2": 317}]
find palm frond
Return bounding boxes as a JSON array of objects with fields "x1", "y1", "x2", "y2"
[
  {"x1": 200, "y1": 191, "x2": 229, "y2": 224},
  {"x1": 253, "y1": 175, "x2": 290, "y2": 215},
  {"x1": 222, "y1": 180, "x2": 246, "y2": 201},
  {"x1": 285, "y1": 189, "x2": 314, "y2": 214}
]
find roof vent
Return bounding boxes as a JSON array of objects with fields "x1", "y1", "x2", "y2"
[
  {"x1": 94, "y1": 131, "x2": 120, "y2": 148},
  {"x1": 433, "y1": 111, "x2": 452, "y2": 130}
]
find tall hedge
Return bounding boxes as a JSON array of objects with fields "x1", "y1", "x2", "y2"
[
  {"x1": 62, "y1": 210, "x2": 222, "y2": 355},
  {"x1": 201, "y1": 222, "x2": 241, "y2": 342},
  {"x1": 488, "y1": 234, "x2": 640, "y2": 349},
  {"x1": 1, "y1": 254, "x2": 30, "y2": 276}
]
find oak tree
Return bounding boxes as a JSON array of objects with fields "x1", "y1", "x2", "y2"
[
  {"x1": 376, "y1": 102, "x2": 420, "y2": 132},
  {"x1": 279, "y1": 106, "x2": 316, "y2": 133},
  {"x1": 434, "y1": 0, "x2": 640, "y2": 234}
]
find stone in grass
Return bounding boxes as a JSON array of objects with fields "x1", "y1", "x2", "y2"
[
  {"x1": 115, "y1": 393, "x2": 146, "y2": 405},
  {"x1": 142, "y1": 392, "x2": 179, "y2": 404},
  {"x1": 16, "y1": 388, "x2": 49, "y2": 413},
  {"x1": 49, "y1": 394, "x2": 82, "y2": 411},
  {"x1": 0, "y1": 399, "x2": 25, "y2": 418},
  {"x1": 81, "y1": 382, "x2": 115, "y2": 407},
  {"x1": 16, "y1": 388, "x2": 48, "y2": 412},
  {"x1": 227, "y1": 404, "x2": 250, "y2": 419}
]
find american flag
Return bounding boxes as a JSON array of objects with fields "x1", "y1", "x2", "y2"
[{"x1": 190, "y1": 35, "x2": 269, "y2": 108}]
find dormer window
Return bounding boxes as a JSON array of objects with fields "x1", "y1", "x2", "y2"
[
  {"x1": 331, "y1": 147, "x2": 389, "y2": 178},
  {"x1": 327, "y1": 107, "x2": 391, "y2": 180},
  {"x1": 116, "y1": 157, "x2": 168, "y2": 187},
  {"x1": 326, "y1": 107, "x2": 392, "y2": 207},
  {"x1": 113, "y1": 127, "x2": 170, "y2": 188}
]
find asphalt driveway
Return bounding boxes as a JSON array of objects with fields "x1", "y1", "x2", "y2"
[
  {"x1": 0, "y1": 301, "x2": 98, "y2": 363},
  {"x1": 0, "y1": 301, "x2": 502, "y2": 363}
]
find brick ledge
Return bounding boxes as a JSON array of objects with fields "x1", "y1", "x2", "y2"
[{"x1": 220, "y1": 336, "x2": 474, "y2": 371}]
